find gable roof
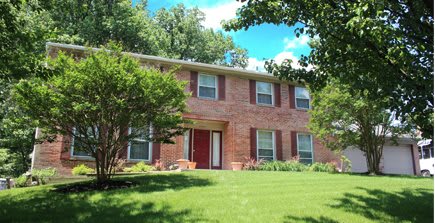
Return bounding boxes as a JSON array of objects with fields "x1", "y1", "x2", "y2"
[{"x1": 46, "y1": 42, "x2": 299, "y2": 85}]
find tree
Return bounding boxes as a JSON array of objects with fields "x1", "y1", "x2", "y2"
[
  {"x1": 224, "y1": 0, "x2": 434, "y2": 138},
  {"x1": 308, "y1": 82, "x2": 411, "y2": 174},
  {"x1": 13, "y1": 45, "x2": 189, "y2": 183}
]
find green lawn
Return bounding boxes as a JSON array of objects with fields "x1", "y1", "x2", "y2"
[{"x1": 0, "y1": 171, "x2": 433, "y2": 223}]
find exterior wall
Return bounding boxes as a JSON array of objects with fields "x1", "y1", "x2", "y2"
[{"x1": 32, "y1": 45, "x2": 339, "y2": 174}]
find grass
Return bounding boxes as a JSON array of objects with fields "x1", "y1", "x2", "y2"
[{"x1": 0, "y1": 171, "x2": 433, "y2": 223}]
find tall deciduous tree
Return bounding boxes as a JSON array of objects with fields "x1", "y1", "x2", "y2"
[
  {"x1": 14, "y1": 45, "x2": 189, "y2": 183},
  {"x1": 308, "y1": 82, "x2": 411, "y2": 174},
  {"x1": 224, "y1": 0, "x2": 434, "y2": 137}
]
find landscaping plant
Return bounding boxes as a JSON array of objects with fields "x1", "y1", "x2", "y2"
[
  {"x1": 259, "y1": 160, "x2": 308, "y2": 172},
  {"x1": 243, "y1": 157, "x2": 264, "y2": 170},
  {"x1": 129, "y1": 162, "x2": 154, "y2": 172},
  {"x1": 31, "y1": 167, "x2": 57, "y2": 185},
  {"x1": 72, "y1": 164, "x2": 94, "y2": 176},
  {"x1": 309, "y1": 162, "x2": 337, "y2": 173}
]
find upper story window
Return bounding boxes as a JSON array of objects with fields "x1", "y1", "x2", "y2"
[
  {"x1": 297, "y1": 133, "x2": 313, "y2": 164},
  {"x1": 129, "y1": 128, "x2": 151, "y2": 161},
  {"x1": 71, "y1": 127, "x2": 96, "y2": 158},
  {"x1": 256, "y1": 81, "x2": 273, "y2": 105},
  {"x1": 198, "y1": 74, "x2": 217, "y2": 99},
  {"x1": 257, "y1": 130, "x2": 275, "y2": 160},
  {"x1": 295, "y1": 87, "x2": 310, "y2": 109}
]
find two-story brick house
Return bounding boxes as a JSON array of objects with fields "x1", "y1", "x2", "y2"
[{"x1": 30, "y1": 42, "x2": 343, "y2": 175}]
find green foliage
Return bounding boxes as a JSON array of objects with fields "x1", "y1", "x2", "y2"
[
  {"x1": 32, "y1": 167, "x2": 57, "y2": 185},
  {"x1": 224, "y1": 0, "x2": 433, "y2": 138},
  {"x1": 243, "y1": 157, "x2": 264, "y2": 170},
  {"x1": 309, "y1": 162, "x2": 337, "y2": 173},
  {"x1": 340, "y1": 155, "x2": 352, "y2": 173},
  {"x1": 259, "y1": 160, "x2": 308, "y2": 172},
  {"x1": 72, "y1": 164, "x2": 94, "y2": 176},
  {"x1": 13, "y1": 45, "x2": 189, "y2": 183},
  {"x1": 0, "y1": 149, "x2": 14, "y2": 177},
  {"x1": 14, "y1": 175, "x2": 29, "y2": 188},
  {"x1": 308, "y1": 82, "x2": 411, "y2": 174},
  {"x1": 129, "y1": 162, "x2": 154, "y2": 172}
]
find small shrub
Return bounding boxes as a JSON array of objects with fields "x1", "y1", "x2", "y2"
[
  {"x1": 243, "y1": 157, "x2": 264, "y2": 170},
  {"x1": 130, "y1": 161, "x2": 154, "y2": 172},
  {"x1": 309, "y1": 162, "x2": 337, "y2": 173},
  {"x1": 153, "y1": 160, "x2": 165, "y2": 171},
  {"x1": 259, "y1": 160, "x2": 308, "y2": 172},
  {"x1": 168, "y1": 164, "x2": 179, "y2": 170},
  {"x1": 123, "y1": 167, "x2": 133, "y2": 172},
  {"x1": 32, "y1": 167, "x2": 57, "y2": 185},
  {"x1": 72, "y1": 164, "x2": 94, "y2": 175},
  {"x1": 340, "y1": 155, "x2": 352, "y2": 172},
  {"x1": 14, "y1": 175, "x2": 29, "y2": 188}
]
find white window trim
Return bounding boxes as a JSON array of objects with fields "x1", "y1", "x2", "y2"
[
  {"x1": 296, "y1": 133, "x2": 314, "y2": 163},
  {"x1": 256, "y1": 81, "x2": 274, "y2": 106},
  {"x1": 257, "y1": 130, "x2": 275, "y2": 160},
  {"x1": 128, "y1": 127, "x2": 152, "y2": 161},
  {"x1": 295, "y1": 87, "x2": 311, "y2": 110},
  {"x1": 70, "y1": 127, "x2": 96, "y2": 159},
  {"x1": 198, "y1": 73, "x2": 218, "y2": 100}
]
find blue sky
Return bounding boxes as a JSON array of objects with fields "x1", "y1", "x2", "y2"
[{"x1": 134, "y1": 0, "x2": 311, "y2": 71}]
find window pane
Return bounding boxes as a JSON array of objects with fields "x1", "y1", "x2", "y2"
[
  {"x1": 199, "y1": 75, "x2": 216, "y2": 87},
  {"x1": 199, "y1": 86, "x2": 216, "y2": 98},
  {"x1": 299, "y1": 151, "x2": 312, "y2": 159},
  {"x1": 258, "y1": 131, "x2": 273, "y2": 142},
  {"x1": 259, "y1": 149, "x2": 273, "y2": 156},
  {"x1": 131, "y1": 128, "x2": 147, "y2": 140},
  {"x1": 296, "y1": 98, "x2": 310, "y2": 109},
  {"x1": 296, "y1": 87, "x2": 309, "y2": 99},
  {"x1": 259, "y1": 156, "x2": 273, "y2": 161},
  {"x1": 298, "y1": 135, "x2": 312, "y2": 151},
  {"x1": 72, "y1": 138, "x2": 92, "y2": 157},
  {"x1": 258, "y1": 94, "x2": 272, "y2": 104},
  {"x1": 256, "y1": 82, "x2": 272, "y2": 94},
  {"x1": 130, "y1": 141, "x2": 150, "y2": 160},
  {"x1": 183, "y1": 131, "x2": 190, "y2": 160},
  {"x1": 299, "y1": 158, "x2": 312, "y2": 165},
  {"x1": 423, "y1": 148, "x2": 431, "y2": 159}
]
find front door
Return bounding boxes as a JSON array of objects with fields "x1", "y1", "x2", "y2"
[
  {"x1": 192, "y1": 129, "x2": 211, "y2": 169},
  {"x1": 191, "y1": 129, "x2": 223, "y2": 169}
]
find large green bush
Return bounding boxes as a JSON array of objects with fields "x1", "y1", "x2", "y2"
[
  {"x1": 309, "y1": 162, "x2": 337, "y2": 173},
  {"x1": 72, "y1": 164, "x2": 94, "y2": 175},
  {"x1": 259, "y1": 161, "x2": 308, "y2": 172},
  {"x1": 14, "y1": 175, "x2": 29, "y2": 188}
]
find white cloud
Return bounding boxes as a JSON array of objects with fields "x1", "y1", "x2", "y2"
[
  {"x1": 246, "y1": 58, "x2": 267, "y2": 72},
  {"x1": 283, "y1": 35, "x2": 310, "y2": 50},
  {"x1": 199, "y1": 1, "x2": 245, "y2": 30}
]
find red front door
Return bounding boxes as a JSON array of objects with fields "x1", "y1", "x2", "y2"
[{"x1": 193, "y1": 129, "x2": 210, "y2": 169}]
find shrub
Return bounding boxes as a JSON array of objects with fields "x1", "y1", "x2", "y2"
[
  {"x1": 309, "y1": 162, "x2": 337, "y2": 173},
  {"x1": 123, "y1": 167, "x2": 133, "y2": 173},
  {"x1": 14, "y1": 175, "x2": 29, "y2": 188},
  {"x1": 243, "y1": 157, "x2": 264, "y2": 170},
  {"x1": 130, "y1": 161, "x2": 154, "y2": 172},
  {"x1": 259, "y1": 160, "x2": 308, "y2": 172},
  {"x1": 32, "y1": 167, "x2": 57, "y2": 185},
  {"x1": 340, "y1": 155, "x2": 352, "y2": 173},
  {"x1": 72, "y1": 164, "x2": 94, "y2": 175}
]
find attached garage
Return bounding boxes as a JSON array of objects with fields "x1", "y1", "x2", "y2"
[{"x1": 343, "y1": 139, "x2": 419, "y2": 175}]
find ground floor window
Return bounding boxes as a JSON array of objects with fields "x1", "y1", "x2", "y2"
[
  {"x1": 297, "y1": 133, "x2": 313, "y2": 164},
  {"x1": 129, "y1": 128, "x2": 151, "y2": 161},
  {"x1": 71, "y1": 127, "x2": 95, "y2": 157},
  {"x1": 257, "y1": 130, "x2": 275, "y2": 160}
]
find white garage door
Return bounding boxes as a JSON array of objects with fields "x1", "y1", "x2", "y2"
[
  {"x1": 343, "y1": 145, "x2": 415, "y2": 175},
  {"x1": 382, "y1": 146, "x2": 414, "y2": 175}
]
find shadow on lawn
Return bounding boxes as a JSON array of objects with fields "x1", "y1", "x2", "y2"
[
  {"x1": 284, "y1": 215, "x2": 339, "y2": 223},
  {"x1": 0, "y1": 174, "x2": 214, "y2": 223},
  {"x1": 330, "y1": 187, "x2": 434, "y2": 223}
]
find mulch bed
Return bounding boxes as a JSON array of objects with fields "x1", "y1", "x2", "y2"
[{"x1": 54, "y1": 180, "x2": 136, "y2": 193}]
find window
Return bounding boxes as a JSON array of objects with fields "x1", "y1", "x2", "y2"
[
  {"x1": 422, "y1": 144, "x2": 434, "y2": 159},
  {"x1": 128, "y1": 128, "x2": 151, "y2": 161},
  {"x1": 71, "y1": 127, "x2": 96, "y2": 157},
  {"x1": 295, "y1": 87, "x2": 310, "y2": 109},
  {"x1": 198, "y1": 74, "x2": 217, "y2": 99},
  {"x1": 297, "y1": 133, "x2": 313, "y2": 164},
  {"x1": 257, "y1": 130, "x2": 275, "y2": 160},
  {"x1": 256, "y1": 81, "x2": 273, "y2": 105},
  {"x1": 183, "y1": 130, "x2": 190, "y2": 160}
]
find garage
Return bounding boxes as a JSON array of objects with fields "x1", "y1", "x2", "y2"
[{"x1": 343, "y1": 141, "x2": 417, "y2": 175}]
